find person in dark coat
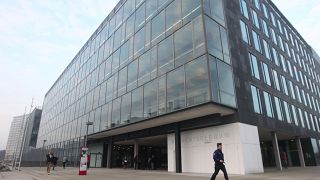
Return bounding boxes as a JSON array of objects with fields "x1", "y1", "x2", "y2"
[
  {"x1": 211, "y1": 143, "x2": 229, "y2": 180},
  {"x1": 46, "y1": 152, "x2": 53, "y2": 175},
  {"x1": 52, "y1": 155, "x2": 58, "y2": 170}
]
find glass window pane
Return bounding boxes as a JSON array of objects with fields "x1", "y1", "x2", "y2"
[
  {"x1": 249, "y1": 53, "x2": 260, "y2": 80},
  {"x1": 151, "y1": 11, "x2": 165, "y2": 45},
  {"x1": 274, "y1": 97, "x2": 283, "y2": 121},
  {"x1": 134, "y1": 27, "x2": 145, "y2": 57},
  {"x1": 144, "y1": 80, "x2": 158, "y2": 118},
  {"x1": 121, "y1": 92, "x2": 131, "y2": 124},
  {"x1": 263, "y1": 91, "x2": 274, "y2": 118},
  {"x1": 186, "y1": 56, "x2": 209, "y2": 106},
  {"x1": 210, "y1": 0, "x2": 225, "y2": 26},
  {"x1": 209, "y1": 56, "x2": 220, "y2": 102},
  {"x1": 205, "y1": 16, "x2": 223, "y2": 60},
  {"x1": 111, "y1": 97, "x2": 121, "y2": 127},
  {"x1": 174, "y1": 23, "x2": 193, "y2": 66},
  {"x1": 158, "y1": 75, "x2": 166, "y2": 115},
  {"x1": 251, "y1": 85, "x2": 262, "y2": 114},
  {"x1": 158, "y1": 35, "x2": 174, "y2": 75},
  {"x1": 127, "y1": 60, "x2": 138, "y2": 91},
  {"x1": 217, "y1": 61, "x2": 236, "y2": 107},
  {"x1": 166, "y1": 0, "x2": 182, "y2": 33},
  {"x1": 167, "y1": 66, "x2": 185, "y2": 112},
  {"x1": 131, "y1": 87, "x2": 143, "y2": 122},
  {"x1": 240, "y1": 20, "x2": 250, "y2": 44},
  {"x1": 182, "y1": 0, "x2": 201, "y2": 22},
  {"x1": 146, "y1": 0, "x2": 157, "y2": 20},
  {"x1": 118, "y1": 67, "x2": 127, "y2": 96},
  {"x1": 120, "y1": 41, "x2": 129, "y2": 66},
  {"x1": 135, "y1": 2, "x2": 145, "y2": 31}
]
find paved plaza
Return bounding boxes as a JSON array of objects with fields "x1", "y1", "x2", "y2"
[{"x1": 1, "y1": 167, "x2": 320, "y2": 180}]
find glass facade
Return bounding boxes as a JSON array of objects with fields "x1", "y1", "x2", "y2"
[{"x1": 37, "y1": 0, "x2": 236, "y2": 150}]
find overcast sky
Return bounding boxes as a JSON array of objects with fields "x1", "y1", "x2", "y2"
[{"x1": 0, "y1": 0, "x2": 320, "y2": 150}]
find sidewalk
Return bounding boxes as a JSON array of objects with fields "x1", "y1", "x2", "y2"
[{"x1": 1, "y1": 166, "x2": 320, "y2": 180}]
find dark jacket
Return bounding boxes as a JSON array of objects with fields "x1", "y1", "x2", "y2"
[{"x1": 213, "y1": 149, "x2": 224, "y2": 164}]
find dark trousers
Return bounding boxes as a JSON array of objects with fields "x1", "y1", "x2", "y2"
[{"x1": 211, "y1": 163, "x2": 229, "y2": 180}]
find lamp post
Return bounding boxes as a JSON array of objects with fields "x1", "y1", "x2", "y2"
[
  {"x1": 40, "y1": 139, "x2": 47, "y2": 168},
  {"x1": 85, "y1": 122, "x2": 93, "y2": 148}
]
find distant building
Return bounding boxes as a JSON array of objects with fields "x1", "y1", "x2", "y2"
[
  {"x1": 0, "y1": 150, "x2": 5, "y2": 161},
  {"x1": 4, "y1": 108, "x2": 42, "y2": 164}
]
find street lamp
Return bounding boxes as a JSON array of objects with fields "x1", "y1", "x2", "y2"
[
  {"x1": 40, "y1": 139, "x2": 47, "y2": 168},
  {"x1": 85, "y1": 122, "x2": 93, "y2": 148}
]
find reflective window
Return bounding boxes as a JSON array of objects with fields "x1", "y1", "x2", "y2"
[
  {"x1": 135, "y1": 2, "x2": 145, "y2": 31},
  {"x1": 252, "y1": 30, "x2": 261, "y2": 53},
  {"x1": 126, "y1": 15, "x2": 135, "y2": 39},
  {"x1": 158, "y1": 35, "x2": 174, "y2": 75},
  {"x1": 263, "y1": 91, "x2": 274, "y2": 118},
  {"x1": 218, "y1": 61, "x2": 236, "y2": 107},
  {"x1": 127, "y1": 60, "x2": 138, "y2": 91},
  {"x1": 112, "y1": 49, "x2": 120, "y2": 73},
  {"x1": 209, "y1": 0, "x2": 225, "y2": 26},
  {"x1": 167, "y1": 66, "x2": 185, "y2": 112},
  {"x1": 166, "y1": 0, "x2": 182, "y2": 33},
  {"x1": 239, "y1": 0, "x2": 249, "y2": 19},
  {"x1": 262, "y1": 63, "x2": 271, "y2": 86},
  {"x1": 249, "y1": 53, "x2": 260, "y2": 80},
  {"x1": 134, "y1": 27, "x2": 145, "y2": 57},
  {"x1": 138, "y1": 49, "x2": 157, "y2": 86},
  {"x1": 262, "y1": 4, "x2": 269, "y2": 19},
  {"x1": 253, "y1": 0, "x2": 260, "y2": 10},
  {"x1": 251, "y1": 9, "x2": 260, "y2": 29},
  {"x1": 111, "y1": 97, "x2": 121, "y2": 127},
  {"x1": 240, "y1": 20, "x2": 250, "y2": 44},
  {"x1": 263, "y1": 40, "x2": 271, "y2": 60},
  {"x1": 262, "y1": 20, "x2": 269, "y2": 37},
  {"x1": 120, "y1": 41, "x2": 129, "y2": 66},
  {"x1": 182, "y1": 0, "x2": 201, "y2": 22},
  {"x1": 123, "y1": 0, "x2": 134, "y2": 20},
  {"x1": 283, "y1": 101, "x2": 291, "y2": 123},
  {"x1": 100, "y1": 103, "x2": 109, "y2": 130},
  {"x1": 205, "y1": 16, "x2": 223, "y2": 60},
  {"x1": 146, "y1": 0, "x2": 157, "y2": 20},
  {"x1": 131, "y1": 87, "x2": 143, "y2": 122},
  {"x1": 158, "y1": 75, "x2": 166, "y2": 115},
  {"x1": 114, "y1": 27, "x2": 122, "y2": 50},
  {"x1": 291, "y1": 105, "x2": 299, "y2": 126},
  {"x1": 118, "y1": 67, "x2": 127, "y2": 96},
  {"x1": 152, "y1": 11, "x2": 165, "y2": 45},
  {"x1": 220, "y1": 27, "x2": 230, "y2": 64},
  {"x1": 272, "y1": 69, "x2": 281, "y2": 91},
  {"x1": 121, "y1": 92, "x2": 131, "y2": 124},
  {"x1": 251, "y1": 85, "x2": 262, "y2": 114},
  {"x1": 174, "y1": 23, "x2": 193, "y2": 66},
  {"x1": 281, "y1": 75, "x2": 289, "y2": 96},
  {"x1": 144, "y1": 80, "x2": 158, "y2": 118},
  {"x1": 274, "y1": 96, "x2": 283, "y2": 121},
  {"x1": 106, "y1": 76, "x2": 115, "y2": 102},
  {"x1": 298, "y1": 108, "x2": 305, "y2": 128},
  {"x1": 272, "y1": 48, "x2": 280, "y2": 66},
  {"x1": 185, "y1": 56, "x2": 209, "y2": 106}
]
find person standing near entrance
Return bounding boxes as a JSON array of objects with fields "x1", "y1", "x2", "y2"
[
  {"x1": 62, "y1": 156, "x2": 68, "y2": 169},
  {"x1": 281, "y1": 151, "x2": 288, "y2": 169},
  {"x1": 211, "y1": 143, "x2": 229, "y2": 180},
  {"x1": 46, "y1": 152, "x2": 53, "y2": 175}
]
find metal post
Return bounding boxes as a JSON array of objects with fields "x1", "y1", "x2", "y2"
[
  {"x1": 175, "y1": 125, "x2": 182, "y2": 173},
  {"x1": 40, "y1": 140, "x2": 47, "y2": 168},
  {"x1": 85, "y1": 122, "x2": 93, "y2": 148}
]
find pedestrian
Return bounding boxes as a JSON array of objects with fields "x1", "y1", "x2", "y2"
[
  {"x1": 282, "y1": 151, "x2": 288, "y2": 169},
  {"x1": 122, "y1": 156, "x2": 128, "y2": 169},
  {"x1": 46, "y1": 152, "x2": 53, "y2": 175},
  {"x1": 87, "y1": 154, "x2": 90, "y2": 169},
  {"x1": 52, "y1": 155, "x2": 58, "y2": 170},
  {"x1": 210, "y1": 143, "x2": 229, "y2": 180},
  {"x1": 62, "y1": 156, "x2": 68, "y2": 169}
]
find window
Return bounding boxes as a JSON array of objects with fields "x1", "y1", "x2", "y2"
[
  {"x1": 240, "y1": 20, "x2": 250, "y2": 44},
  {"x1": 249, "y1": 53, "x2": 260, "y2": 80},
  {"x1": 253, "y1": 0, "x2": 260, "y2": 10},
  {"x1": 185, "y1": 56, "x2": 209, "y2": 106},
  {"x1": 262, "y1": 63, "x2": 271, "y2": 86},
  {"x1": 113, "y1": 27, "x2": 122, "y2": 50},
  {"x1": 220, "y1": 27, "x2": 231, "y2": 63},
  {"x1": 120, "y1": 41, "x2": 129, "y2": 66},
  {"x1": 127, "y1": 60, "x2": 138, "y2": 91},
  {"x1": 291, "y1": 105, "x2": 299, "y2": 126},
  {"x1": 298, "y1": 108, "x2": 305, "y2": 128},
  {"x1": 123, "y1": 0, "x2": 134, "y2": 20},
  {"x1": 112, "y1": 49, "x2": 120, "y2": 73},
  {"x1": 126, "y1": 15, "x2": 135, "y2": 39},
  {"x1": 118, "y1": 67, "x2": 127, "y2": 96},
  {"x1": 144, "y1": 80, "x2": 158, "y2": 118},
  {"x1": 283, "y1": 101, "x2": 291, "y2": 123},
  {"x1": 120, "y1": 93, "x2": 131, "y2": 124},
  {"x1": 209, "y1": 0, "x2": 225, "y2": 25},
  {"x1": 288, "y1": 81, "x2": 295, "y2": 100},
  {"x1": 280, "y1": 55, "x2": 287, "y2": 72},
  {"x1": 272, "y1": 48, "x2": 280, "y2": 66},
  {"x1": 262, "y1": 4, "x2": 269, "y2": 19},
  {"x1": 174, "y1": 23, "x2": 193, "y2": 66},
  {"x1": 262, "y1": 20, "x2": 269, "y2": 37},
  {"x1": 158, "y1": 75, "x2": 166, "y2": 115},
  {"x1": 131, "y1": 87, "x2": 143, "y2": 122},
  {"x1": 166, "y1": 0, "x2": 182, "y2": 33},
  {"x1": 111, "y1": 97, "x2": 121, "y2": 127},
  {"x1": 263, "y1": 40, "x2": 271, "y2": 60},
  {"x1": 167, "y1": 66, "x2": 186, "y2": 112},
  {"x1": 218, "y1": 61, "x2": 236, "y2": 107},
  {"x1": 158, "y1": 35, "x2": 174, "y2": 75},
  {"x1": 274, "y1": 96, "x2": 283, "y2": 121},
  {"x1": 206, "y1": 16, "x2": 223, "y2": 60},
  {"x1": 251, "y1": 85, "x2": 262, "y2": 114},
  {"x1": 251, "y1": 9, "x2": 260, "y2": 29},
  {"x1": 151, "y1": 11, "x2": 165, "y2": 44},
  {"x1": 239, "y1": 0, "x2": 249, "y2": 19},
  {"x1": 134, "y1": 27, "x2": 145, "y2": 57},
  {"x1": 138, "y1": 49, "x2": 157, "y2": 86},
  {"x1": 146, "y1": 0, "x2": 157, "y2": 20},
  {"x1": 280, "y1": 75, "x2": 288, "y2": 95},
  {"x1": 272, "y1": 69, "x2": 281, "y2": 91},
  {"x1": 263, "y1": 91, "x2": 274, "y2": 118},
  {"x1": 252, "y1": 30, "x2": 261, "y2": 53},
  {"x1": 182, "y1": 0, "x2": 201, "y2": 22},
  {"x1": 135, "y1": 2, "x2": 145, "y2": 31},
  {"x1": 209, "y1": 56, "x2": 220, "y2": 102}
]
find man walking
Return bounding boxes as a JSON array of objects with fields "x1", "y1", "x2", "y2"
[
  {"x1": 62, "y1": 156, "x2": 68, "y2": 169},
  {"x1": 211, "y1": 143, "x2": 229, "y2": 180},
  {"x1": 46, "y1": 152, "x2": 53, "y2": 175}
]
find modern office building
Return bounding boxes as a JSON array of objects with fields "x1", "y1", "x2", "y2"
[
  {"x1": 36, "y1": 0, "x2": 320, "y2": 174},
  {"x1": 4, "y1": 108, "x2": 42, "y2": 165}
]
